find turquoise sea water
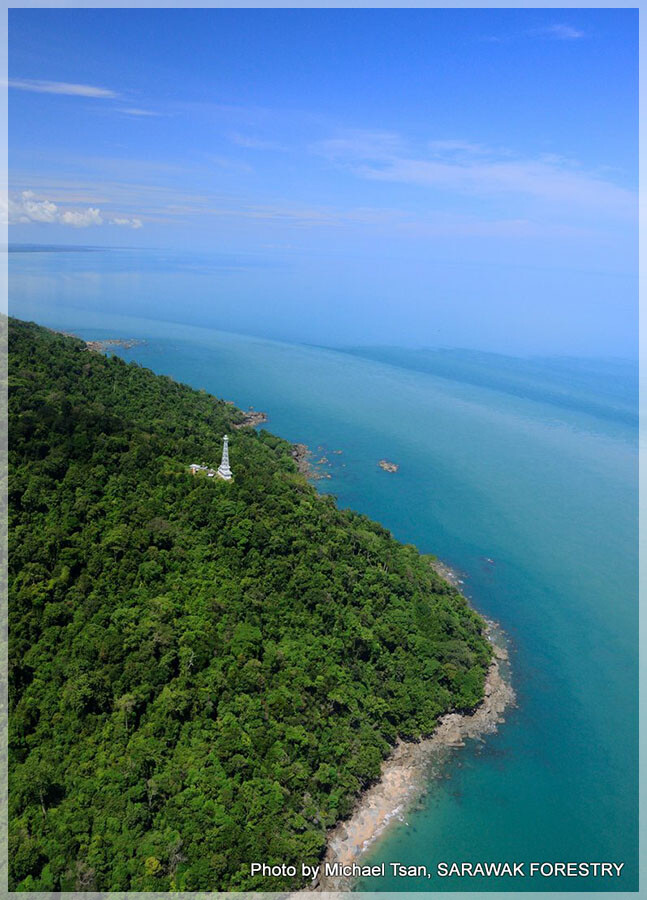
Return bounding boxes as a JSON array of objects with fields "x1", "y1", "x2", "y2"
[{"x1": 9, "y1": 250, "x2": 638, "y2": 892}]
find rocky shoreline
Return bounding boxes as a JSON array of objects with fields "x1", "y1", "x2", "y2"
[
  {"x1": 234, "y1": 408, "x2": 268, "y2": 428},
  {"x1": 310, "y1": 615, "x2": 515, "y2": 892},
  {"x1": 292, "y1": 443, "x2": 331, "y2": 480},
  {"x1": 50, "y1": 328, "x2": 144, "y2": 353},
  {"x1": 85, "y1": 337, "x2": 143, "y2": 352},
  {"x1": 430, "y1": 557, "x2": 466, "y2": 589}
]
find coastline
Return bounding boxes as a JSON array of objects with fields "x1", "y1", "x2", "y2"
[
  {"x1": 48, "y1": 328, "x2": 144, "y2": 353},
  {"x1": 48, "y1": 331, "x2": 514, "y2": 891},
  {"x1": 311, "y1": 596, "x2": 515, "y2": 892},
  {"x1": 292, "y1": 442, "x2": 332, "y2": 480}
]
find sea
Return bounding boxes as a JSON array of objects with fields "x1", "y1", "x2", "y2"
[{"x1": 8, "y1": 247, "x2": 638, "y2": 894}]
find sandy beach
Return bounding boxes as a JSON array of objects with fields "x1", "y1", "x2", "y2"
[{"x1": 311, "y1": 613, "x2": 515, "y2": 892}]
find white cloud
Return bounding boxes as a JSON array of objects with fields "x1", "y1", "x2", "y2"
[
  {"x1": 314, "y1": 132, "x2": 635, "y2": 220},
  {"x1": 60, "y1": 207, "x2": 103, "y2": 227},
  {"x1": 479, "y1": 23, "x2": 585, "y2": 44},
  {"x1": 11, "y1": 190, "x2": 59, "y2": 223},
  {"x1": 111, "y1": 216, "x2": 143, "y2": 229},
  {"x1": 118, "y1": 107, "x2": 162, "y2": 117},
  {"x1": 8, "y1": 190, "x2": 143, "y2": 228},
  {"x1": 537, "y1": 24, "x2": 585, "y2": 41},
  {"x1": 8, "y1": 78, "x2": 118, "y2": 98}
]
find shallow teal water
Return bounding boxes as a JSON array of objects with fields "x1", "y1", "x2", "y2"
[{"x1": 10, "y1": 250, "x2": 638, "y2": 892}]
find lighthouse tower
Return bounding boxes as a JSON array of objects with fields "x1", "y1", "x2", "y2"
[{"x1": 217, "y1": 434, "x2": 233, "y2": 480}]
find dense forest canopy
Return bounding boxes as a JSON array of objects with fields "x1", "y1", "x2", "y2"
[{"x1": 9, "y1": 318, "x2": 491, "y2": 891}]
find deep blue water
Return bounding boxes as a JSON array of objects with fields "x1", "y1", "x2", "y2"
[{"x1": 9, "y1": 249, "x2": 638, "y2": 893}]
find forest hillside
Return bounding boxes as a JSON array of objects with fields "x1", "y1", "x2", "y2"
[{"x1": 9, "y1": 318, "x2": 491, "y2": 891}]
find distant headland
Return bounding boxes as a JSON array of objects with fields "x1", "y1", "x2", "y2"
[{"x1": 49, "y1": 328, "x2": 144, "y2": 353}]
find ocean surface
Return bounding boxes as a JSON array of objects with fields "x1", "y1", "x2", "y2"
[{"x1": 9, "y1": 249, "x2": 638, "y2": 893}]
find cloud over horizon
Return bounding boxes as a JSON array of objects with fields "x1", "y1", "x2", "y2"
[{"x1": 7, "y1": 190, "x2": 142, "y2": 228}]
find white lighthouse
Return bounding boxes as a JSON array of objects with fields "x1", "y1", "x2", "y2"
[{"x1": 217, "y1": 434, "x2": 233, "y2": 480}]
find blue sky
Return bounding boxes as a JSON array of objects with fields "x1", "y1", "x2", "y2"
[{"x1": 8, "y1": 9, "x2": 638, "y2": 356}]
